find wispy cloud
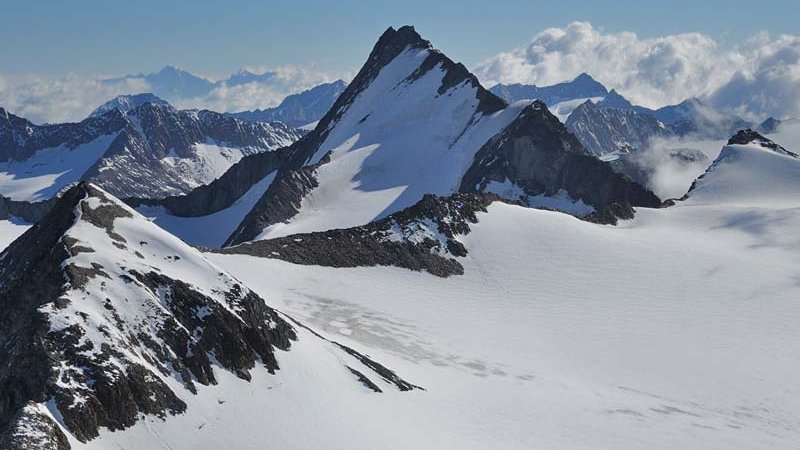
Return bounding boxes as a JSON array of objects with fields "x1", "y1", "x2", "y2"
[
  {"x1": 174, "y1": 65, "x2": 350, "y2": 113},
  {"x1": 0, "y1": 73, "x2": 149, "y2": 124},
  {"x1": 0, "y1": 65, "x2": 351, "y2": 123},
  {"x1": 474, "y1": 22, "x2": 800, "y2": 119}
]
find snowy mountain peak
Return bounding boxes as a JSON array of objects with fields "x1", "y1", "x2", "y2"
[
  {"x1": 726, "y1": 128, "x2": 798, "y2": 157},
  {"x1": 684, "y1": 130, "x2": 800, "y2": 205},
  {"x1": 0, "y1": 182, "x2": 419, "y2": 445},
  {"x1": 89, "y1": 93, "x2": 171, "y2": 118}
]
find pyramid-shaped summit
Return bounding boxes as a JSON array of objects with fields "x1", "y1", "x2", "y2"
[
  {"x1": 683, "y1": 129, "x2": 800, "y2": 206},
  {"x1": 215, "y1": 26, "x2": 658, "y2": 245},
  {"x1": 0, "y1": 183, "x2": 418, "y2": 447}
]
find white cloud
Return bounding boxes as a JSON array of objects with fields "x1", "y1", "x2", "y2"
[
  {"x1": 474, "y1": 22, "x2": 800, "y2": 119},
  {"x1": 709, "y1": 34, "x2": 800, "y2": 120},
  {"x1": 0, "y1": 65, "x2": 349, "y2": 123},
  {"x1": 0, "y1": 73, "x2": 149, "y2": 124},
  {"x1": 174, "y1": 65, "x2": 349, "y2": 113}
]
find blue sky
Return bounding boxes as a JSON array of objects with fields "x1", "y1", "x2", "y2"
[{"x1": 2, "y1": 0, "x2": 798, "y2": 77}]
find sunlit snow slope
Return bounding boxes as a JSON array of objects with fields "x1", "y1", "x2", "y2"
[
  {"x1": 255, "y1": 35, "x2": 526, "y2": 240},
  {"x1": 205, "y1": 131, "x2": 800, "y2": 449}
]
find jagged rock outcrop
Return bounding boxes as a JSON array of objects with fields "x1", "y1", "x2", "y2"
[
  {"x1": 0, "y1": 195, "x2": 57, "y2": 222},
  {"x1": 461, "y1": 101, "x2": 663, "y2": 224},
  {"x1": 0, "y1": 403, "x2": 70, "y2": 450},
  {"x1": 124, "y1": 144, "x2": 292, "y2": 216},
  {"x1": 215, "y1": 193, "x2": 496, "y2": 277}
]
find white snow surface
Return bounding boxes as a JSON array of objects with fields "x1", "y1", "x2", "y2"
[
  {"x1": 686, "y1": 141, "x2": 800, "y2": 207},
  {"x1": 0, "y1": 217, "x2": 30, "y2": 251},
  {"x1": 485, "y1": 178, "x2": 595, "y2": 216},
  {"x1": 256, "y1": 47, "x2": 532, "y2": 240},
  {"x1": 138, "y1": 171, "x2": 277, "y2": 247},
  {"x1": 205, "y1": 189, "x2": 800, "y2": 449},
  {"x1": 0, "y1": 133, "x2": 118, "y2": 201}
]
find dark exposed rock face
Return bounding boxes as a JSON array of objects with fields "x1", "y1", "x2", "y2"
[
  {"x1": 223, "y1": 155, "x2": 325, "y2": 246},
  {"x1": 228, "y1": 80, "x2": 349, "y2": 127},
  {"x1": 0, "y1": 195, "x2": 57, "y2": 222},
  {"x1": 461, "y1": 101, "x2": 663, "y2": 224},
  {"x1": 0, "y1": 403, "x2": 70, "y2": 450},
  {"x1": 727, "y1": 129, "x2": 797, "y2": 157},
  {"x1": 215, "y1": 193, "x2": 496, "y2": 277}
]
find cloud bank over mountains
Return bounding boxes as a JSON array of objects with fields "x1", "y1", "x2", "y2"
[
  {"x1": 474, "y1": 21, "x2": 800, "y2": 120},
  {"x1": 0, "y1": 65, "x2": 346, "y2": 124},
  {"x1": 1, "y1": 22, "x2": 797, "y2": 124}
]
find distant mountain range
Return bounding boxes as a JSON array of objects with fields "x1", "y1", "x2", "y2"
[
  {"x1": 105, "y1": 65, "x2": 338, "y2": 102},
  {"x1": 490, "y1": 73, "x2": 608, "y2": 105},
  {"x1": 0, "y1": 100, "x2": 302, "y2": 201},
  {"x1": 227, "y1": 80, "x2": 348, "y2": 127}
]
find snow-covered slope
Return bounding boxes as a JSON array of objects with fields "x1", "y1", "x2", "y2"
[
  {"x1": 684, "y1": 129, "x2": 800, "y2": 206},
  {"x1": 89, "y1": 93, "x2": 170, "y2": 118},
  {"x1": 0, "y1": 104, "x2": 302, "y2": 200},
  {"x1": 0, "y1": 183, "x2": 419, "y2": 448},
  {"x1": 0, "y1": 217, "x2": 29, "y2": 250},
  {"x1": 206, "y1": 148, "x2": 800, "y2": 449},
  {"x1": 222, "y1": 26, "x2": 658, "y2": 246}
]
